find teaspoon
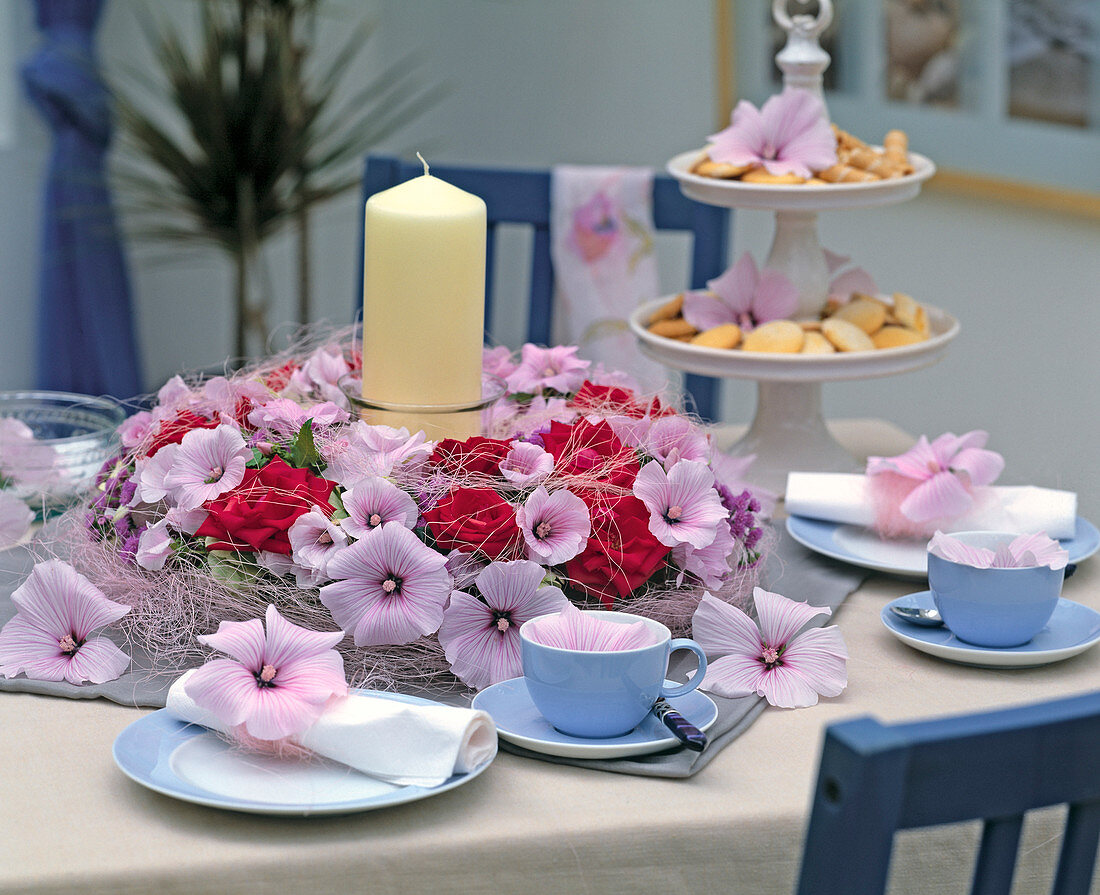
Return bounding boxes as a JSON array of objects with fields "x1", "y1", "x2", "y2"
[{"x1": 890, "y1": 605, "x2": 944, "y2": 627}]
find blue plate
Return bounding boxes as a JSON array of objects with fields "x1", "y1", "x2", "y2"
[
  {"x1": 881, "y1": 592, "x2": 1100, "y2": 668},
  {"x1": 787, "y1": 515, "x2": 1099, "y2": 579},
  {"x1": 471, "y1": 677, "x2": 718, "y2": 759},
  {"x1": 112, "y1": 690, "x2": 493, "y2": 816}
]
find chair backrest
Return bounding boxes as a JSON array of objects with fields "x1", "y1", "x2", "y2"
[
  {"x1": 358, "y1": 155, "x2": 731, "y2": 420},
  {"x1": 797, "y1": 691, "x2": 1100, "y2": 895}
]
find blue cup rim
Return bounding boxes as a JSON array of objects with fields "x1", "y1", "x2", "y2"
[
  {"x1": 928, "y1": 530, "x2": 1066, "y2": 573},
  {"x1": 520, "y1": 610, "x2": 670, "y2": 655}
]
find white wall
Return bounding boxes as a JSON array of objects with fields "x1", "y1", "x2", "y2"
[{"x1": 1, "y1": 0, "x2": 1096, "y2": 510}]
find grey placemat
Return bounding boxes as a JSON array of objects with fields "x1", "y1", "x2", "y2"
[{"x1": 0, "y1": 528, "x2": 869, "y2": 776}]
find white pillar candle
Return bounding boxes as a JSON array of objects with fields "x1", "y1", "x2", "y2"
[{"x1": 361, "y1": 158, "x2": 486, "y2": 438}]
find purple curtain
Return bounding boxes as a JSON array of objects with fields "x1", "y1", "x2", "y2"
[{"x1": 22, "y1": 0, "x2": 142, "y2": 399}]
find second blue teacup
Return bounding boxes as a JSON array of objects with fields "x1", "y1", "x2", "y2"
[
  {"x1": 520, "y1": 611, "x2": 707, "y2": 739},
  {"x1": 928, "y1": 531, "x2": 1065, "y2": 648}
]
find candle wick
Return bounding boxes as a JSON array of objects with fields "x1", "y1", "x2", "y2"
[{"x1": 416, "y1": 152, "x2": 430, "y2": 176}]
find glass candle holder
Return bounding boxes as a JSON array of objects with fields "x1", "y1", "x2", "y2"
[
  {"x1": 339, "y1": 374, "x2": 507, "y2": 441},
  {"x1": 0, "y1": 391, "x2": 126, "y2": 519}
]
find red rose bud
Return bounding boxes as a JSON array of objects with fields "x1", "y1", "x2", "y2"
[
  {"x1": 144, "y1": 410, "x2": 219, "y2": 457},
  {"x1": 565, "y1": 493, "x2": 670, "y2": 606},
  {"x1": 569, "y1": 381, "x2": 673, "y2": 419},
  {"x1": 429, "y1": 436, "x2": 513, "y2": 477},
  {"x1": 195, "y1": 456, "x2": 336, "y2": 555},
  {"x1": 539, "y1": 419, "x2": 640, "y2": 490},
  {"x1": 422, "y1": 487, "x2": 521, "y2": 561}
]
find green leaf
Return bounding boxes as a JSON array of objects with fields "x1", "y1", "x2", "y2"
[{"x1": 290, "y1": 419, "x2": 320, "y2": 469}]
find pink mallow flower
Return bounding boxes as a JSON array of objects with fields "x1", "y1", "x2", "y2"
[
  {"x1": 633, "y1": 459, "x2": 728, "y2": 550},
  {"x1": 499, "y1": 441, "x2": 554, "y2": 487},
  {"x1": 516, "y1": 486, "x2": 591, "y2": 566},
  {"x1": 692, "y1": 589, "x2": 848, "y2": 708},
  {"x1": 824, "y1": 249, "x2": 877, "y2": 304},
  {"x1": 184, "y1": 604, "x2": 347, "y2": 741},
  {"x1": 483, "y1": 345, "x2": 518, "y2": 380},
  {"x1": 0, "y1": 559, "x2": 131, "y2": 684},
  {"x1": 161, "y1": 424, "x2": 252, "y2": 511},
  {"x1": 340, "y1": 477, "x2": 419, "y2": 540},
  {"x1": 682, "y1": 252, "x2": 798, "y2": 333},
  {"x1": 289, "y1": 509, "x2": 349, "y2": 581},
  {"x1": 928, "y1": 530, "x2": 1069, "y2": 571},
  {"x1": 320, "y1": 522, "x2": 451, "y2": 646},
  {"x1": 867, "y1": 431, "x2": 1005, "y2": 524},
  {"x1": 707, "y1": 87, "x2": 837, "y2": 178},
  {"x1": 505, "y1": 344, "x2": 591, "y2": 395},
  {"x1": 437, "y1": 560, "x2": 569, "y2": 690},
  {"x1": 136, "y1": 519, "x2": 175, "y2": 571},
  {"x1": 0, "y1": 492, "x2": 34, "y2": 549}
]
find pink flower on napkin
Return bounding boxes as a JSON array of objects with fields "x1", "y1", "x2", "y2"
[
  {"x1": 0, "y1": 560, "x2": 131, "y2": 684},
  {"x1": 691, "y1": 589, "x2": 847, "y2": 709},
  {"x1": 185, "y1": 604, "x2": 347, "y2": 741},
  {"x1": 928, "y1": 530, "x2": 1069, "y2": 570},
  {"x1": 682, "y1": 252, "x2": 798, "y2": 333},
  {"x1": 707, "y1": 87, "x2": 837, "y2": 178},
  {"x1": 524, "y1": 601, "x2": 656, "y2": 651},
  {"x1": 866, "y1": 431, "x2": 1005, "y2": 534}
]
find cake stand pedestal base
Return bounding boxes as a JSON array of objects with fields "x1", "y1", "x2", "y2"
[{"x1": 724, "y1": 381, "x2": 861, "y2": 496}]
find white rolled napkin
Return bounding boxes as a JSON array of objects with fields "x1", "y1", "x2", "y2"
[
  {"x1": 785, "y1": 472, "x2": 1078, "y2": 540},
  {"x1": 167, "y1": 670, "x2": 497, "y2": 787}
]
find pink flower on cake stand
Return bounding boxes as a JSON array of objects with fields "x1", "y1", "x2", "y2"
[
  {"x1": 185, "y1": 604, "x2": 347, "y2": 741},
  {"x1": 0, "y1": 559, "x2": 131, "y2": 684},
  {"x1": 707, "y1": 87, "x2": 837, "y2": 178},
  {"x1": 692, "y1": 589, "x2": 847, "y2": 709},
  {"x1": 437, "y1": 560, "x2": 568, "y2": 690},
  {"x1": 682, "y1": 252, "x2": 799, "y2": 333}
]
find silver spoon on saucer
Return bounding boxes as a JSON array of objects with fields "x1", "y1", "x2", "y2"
[{"x1": 890, "y1": 605, "x2": 944, "y2": 627}]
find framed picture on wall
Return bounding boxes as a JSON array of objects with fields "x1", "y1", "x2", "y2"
[{"x1": 726, "y1": 0, "x2": 1100, "y2": 213}]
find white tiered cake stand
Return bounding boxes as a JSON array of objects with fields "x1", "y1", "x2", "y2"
[{"x1": 632, "y1": 0, "x2": 958, "y2": 496}]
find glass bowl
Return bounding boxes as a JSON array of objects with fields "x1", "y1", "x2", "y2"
[{"x1": 0, "y1": 391, "x2": 127, "y2": 518}]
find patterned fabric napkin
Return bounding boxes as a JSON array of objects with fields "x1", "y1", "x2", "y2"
[{"x1": 549, "y1": 165, "x2": 666, "y2": 389}]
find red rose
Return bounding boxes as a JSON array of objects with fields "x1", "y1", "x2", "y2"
[
  {"x1": 261, "y1": 361, "x2": 299, "y2": 392},
  {"x1": 144, "y1": 410, "x2": 219, "y2": 457},
  {"x1": 565, "y1": 493, "x2": 670, "y2": 606},
  {"x1": 539, "y1": 419, "x2": 639, "y2": 489},
  {"x1": 569, "y1": 381, "x2": 673, "y2": 419},
  {"x1": 430, "y1": 436, "x2": 513, "y2": 477},
  {"x1": 423, "y1": 487, "x2": 520, "y2": 560},
  {"x1": 195, "y1": 456, "x2": 336, "y2": 555}
]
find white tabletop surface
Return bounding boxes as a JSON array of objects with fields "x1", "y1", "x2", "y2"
[{"x1": 2, "y1": 420, "x2": 1097, "y2": 895}]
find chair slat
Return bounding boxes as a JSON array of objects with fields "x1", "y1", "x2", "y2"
[
  {"x1": 527, "y1": 225, "x2": 554, "y2": 346},
  {"x1": 798, "y1": 692, "x2": 1100, "y2": 895},
  {"x1": 1052, "y1": 801, "x2": 1100, "y2": 895},
  {"x1": 970, "y1": 816, "x2": 1023, "y2": 895}
]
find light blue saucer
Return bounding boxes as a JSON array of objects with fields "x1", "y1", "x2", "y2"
[
  {"x1": 788, "y1": 515, "x2": 1099, "y2": 579},
  {"x1": 113, "y1": 690, "x2": 493, "y2": 815},
  {"x1": 882, "y1": 592, "x2": 1100, "y2": 668},
  {"x1": 472, "y1": 677, "x2": 718, "y2": 759}
]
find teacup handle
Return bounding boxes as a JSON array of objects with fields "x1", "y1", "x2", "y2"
[{"x1": 660, "y1": 639, "x2": 708, "y2": 699}]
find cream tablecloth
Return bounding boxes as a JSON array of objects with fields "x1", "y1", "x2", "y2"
[{"x1": 2, "y1": 421, "x2": 1098, "y2": 895}]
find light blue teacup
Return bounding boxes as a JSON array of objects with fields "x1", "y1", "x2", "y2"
[
  {"x1": 520, "y1": 610, "x2": 708, "y2": 739},
  {"x1": 928, "y1": 531, "x2": 1065, "y2": 648}
]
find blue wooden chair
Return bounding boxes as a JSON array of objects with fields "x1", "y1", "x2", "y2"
[
  {"x1": 358, "y1": 156, "x2": 731, "y2": 420},
  {"x1": 797, "y1": 691, "x2": 1100, "y2": 894}
]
